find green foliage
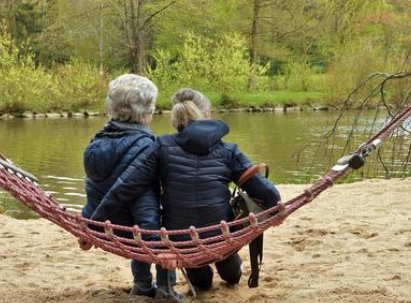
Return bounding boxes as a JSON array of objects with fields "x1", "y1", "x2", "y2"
[
  {"x1": 0, "y1": 28, "x2": 106, "y2": 114},
  {"x1": 226, "y1": 91, "x2": 323, "y2": 107},
  {"x1": 0, "y1": 29, "x2": 56, "y2": 113},
  {"x1": 323, "y1": 39, "x2": 401, "y2": 106},
  {"x1": 148, "y1": 32, "x2": 252, "y2": 93},
  {"x1": 0, "y1": 0, "x2": 72, "y2": 66},
  {"x1": 219, "y1": 94, "x2": 240, "y2": 109},
  {"x1": 274, "y1": 61, "x2": 318, "y2": 92},
  {"x1": 54, "y1": 59, "x2": 107, "y2": 111},
  {"x1": 155, "y1": 90, "x2": 322, "y2": 110},
  {"x1": 146, "y1": 49, "x2": 179, "y2": 92},
  {"x1": 2, "y1": 0, "x2": 411, "y2": 112}
]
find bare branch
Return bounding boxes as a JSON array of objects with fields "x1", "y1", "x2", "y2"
[{"x1": 142, "y1": 0, "x2": 177, "y2": 28}]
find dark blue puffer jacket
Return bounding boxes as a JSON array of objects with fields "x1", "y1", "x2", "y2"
[
  {"x1": 91, "y1": 120, "x2": 280, "y2": 238},
  {"x1": 82, "y1": 120, "x2": 161, "y2": 237}
]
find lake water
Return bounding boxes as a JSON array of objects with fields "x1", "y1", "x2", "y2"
[{"x1": 1, "y1": 110, "x2": 410, "y2": 218}]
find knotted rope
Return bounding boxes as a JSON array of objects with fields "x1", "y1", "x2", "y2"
[{"x1": 1, "y1": 103, "x2": 411, "y2": 268}]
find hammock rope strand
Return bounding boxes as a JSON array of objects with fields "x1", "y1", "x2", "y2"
[{"x1": 1, "y1": 103, "x2": 411, "y2": 267}]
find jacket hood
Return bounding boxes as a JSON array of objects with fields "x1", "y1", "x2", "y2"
[
  {"x1": 172, "y1": 119, "x2": 229, "y2": 155},
  {"x1": 95, "y1": 120, "x2": 154, "y2": 138},
  {"x1": 84, "y1": 121, "x2": 154, "y2": 182}
]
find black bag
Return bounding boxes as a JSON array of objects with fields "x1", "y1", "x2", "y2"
[
  {"x1": 230, "y1": 164, "x2": 270, "y2": 288},
  {"x1": 231, "y1": 191, "x2": 270, "y2": 223}
]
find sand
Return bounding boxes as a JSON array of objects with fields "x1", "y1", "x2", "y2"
[{"x1": 1, "y1": 178, "x2": 411, "y2": 303}]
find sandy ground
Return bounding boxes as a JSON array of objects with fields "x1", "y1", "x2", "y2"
[{"x1": 1, "y1": 178, "x2": 411, "y2": 303}]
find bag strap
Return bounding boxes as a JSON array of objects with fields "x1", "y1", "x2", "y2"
[
  {"x1": 248, "y1": 234, "x2": 264, "y2": 288},
  {"x1": 232, "y1": 163, "x2": 269, "y2": 197},
  {"x1": 232, "y1": 163, "x2": 269, "y2": 288},
  {"x1": 238, "y1": 163, "x2": 269, "y2": 188}
]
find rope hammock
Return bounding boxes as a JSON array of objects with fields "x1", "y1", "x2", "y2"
[{"x1": 1, "y1": 74, "x2": 411, "y2": 269}]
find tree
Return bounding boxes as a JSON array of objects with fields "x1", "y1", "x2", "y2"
[
  {"x1": 104, "y1": 0, "x2": 177, "y2": 74},
  {"x1": 248, "y1": 0, "x2": 261, "y2": 91},
  {"x1": 246, "y1": 0, "x2": 320, "y2": 90},
  {"x1": 0, "y1": 0, "x2": 73, "y2": 65}
]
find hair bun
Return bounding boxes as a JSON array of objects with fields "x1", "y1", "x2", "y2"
[{"x1": 172, "y1": 88, "x2": 197, "y2": 104}]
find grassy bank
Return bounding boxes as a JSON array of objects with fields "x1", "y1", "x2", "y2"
[
  {"x1": 0, "y1": 89, "x2": 325, "y2": 116},
  {"x1": 156, "y1": 91, "x2": 324, "y2": 110}
]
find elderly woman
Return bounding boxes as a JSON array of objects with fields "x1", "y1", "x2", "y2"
[
  {"x1": 80, "y1": 74, "x2": 176, "y2": 298},
  {"x1": 91, "y1": 88, "x2": 281, "y2": 291}
]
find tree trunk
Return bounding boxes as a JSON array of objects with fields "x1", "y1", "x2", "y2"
[
  {"x1": 113, "y1": 0, "x2": 175, "y2": 74},
  {"x1": 135, "y1": 0, "x2": 146, "y2": 74},
  {"x1": 98, "y1": 0, "x2": 104, "y2": 76},
  {"x1": 129, "y1": 0, "x2": 146, "y2": 74},
  {"x1": 248, "y1": 0, "x2": 261, "y2": 92}
]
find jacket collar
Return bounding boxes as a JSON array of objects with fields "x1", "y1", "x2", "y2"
[
  {"x1": 94, "y1": 120, "x2": 155, "y2": 140},
  {"x1": 173, "y1": 119, "x2": 229, "y2": 155},
  {"x1": 109, "y1": 120, "x2": 154, "y2": 137}
]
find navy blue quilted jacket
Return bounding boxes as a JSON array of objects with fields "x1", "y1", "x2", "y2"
[
  {"x1": 82, "y1": 121, "x2": 161, "y2": 236},
  {"x1": 91, "y1": 120, "x2": 280, "y2": 237}
]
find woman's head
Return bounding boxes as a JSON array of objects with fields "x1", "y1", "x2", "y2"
[
  {"x1": 171, "y1": 88, "x2": 211, "y2": 129},
  {"x1": 107, "y1": 74, "x2": 158, "y2": 125}
]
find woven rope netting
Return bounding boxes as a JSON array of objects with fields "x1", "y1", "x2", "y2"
[{"x1": 1, "y1": 72, "x2": 411, "y2": 268}]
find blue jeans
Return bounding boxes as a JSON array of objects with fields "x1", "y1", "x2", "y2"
[
  {"x1": 186, "y1": 253, "x2": 242, "y2": 290},
  {"x1": 131, "y1": 260, "x2": 176, "y2": 288}
]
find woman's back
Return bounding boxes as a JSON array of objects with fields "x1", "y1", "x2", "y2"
[
  {"x1": 83, "y1": 121, "x2": 160, "y2": 231},
  {"x1": 156, "y1": 120, "x2": 235, "y2": 231}
]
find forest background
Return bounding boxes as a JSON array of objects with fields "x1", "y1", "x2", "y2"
[{"x1": 1, "y1": 0, "x2": 411, "y2": 114}]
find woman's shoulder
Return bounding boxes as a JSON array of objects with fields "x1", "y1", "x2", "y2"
[
  {"x1": 219, "y1": 141, "x2": 239, "y2": 152},
  {"x1": 156, "y1": 133, "x2": 179, "y2": 146}
]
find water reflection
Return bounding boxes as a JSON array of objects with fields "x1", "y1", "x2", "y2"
[{"x1": 0, "y1": 110, "x2": 410, "y2": 219}]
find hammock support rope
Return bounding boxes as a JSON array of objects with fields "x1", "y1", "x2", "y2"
[{"x1": 1, "y1": 103, "x2": 411, "y2": 268}]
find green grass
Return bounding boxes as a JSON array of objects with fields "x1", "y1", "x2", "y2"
[
  {"x1": 228, "y1": 91, "x2": 324, "y2": 107},
  {"x1": 156, "y1": 90, "x2": 324, "y2": 110}
]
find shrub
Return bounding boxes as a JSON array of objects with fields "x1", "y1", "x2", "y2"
[
  {"x1": 54, "y1": 59, "x2": 107, "y2": 112},
  {"x1": 148, "y1": 32, "x2": 253, "y2": 93},
  {"x1": 0, "y1": 28, "x2": 107, "y2": 114},
  {"x1": 0, "y1": 29, "x2": 60, "y2": 113},
  {"x1": 274, "y1": 61, "x2": 317, "y2": 92},
  {"x1": 323, "y1": 39, "x2": 402, "y2": 107}
]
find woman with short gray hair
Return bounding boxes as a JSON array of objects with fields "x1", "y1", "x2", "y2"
[
  {"x1": 107, "y1": 74, "x2": 157, "y2": 125},
  {"x1": 81, "y1": 74, "x2": 177, "y2": 298}
]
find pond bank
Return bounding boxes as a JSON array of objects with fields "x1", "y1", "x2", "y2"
[
  {"x1": 0, "y1": 90, "x2": 325, "y2": 116},
  {"x1": 1, "y1": 178, "x2": 410, "y2": 303},
  {"x1": 0, "y1": 104, "x2": 332, "y2": 120}
]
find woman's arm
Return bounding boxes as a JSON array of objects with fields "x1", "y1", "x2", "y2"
[
  {"x1": 90, "y1": 142, "x2": 161, "y2": 222},
  {"x1": 231, "y1": 145, "x2": 281, "y2": 208}
]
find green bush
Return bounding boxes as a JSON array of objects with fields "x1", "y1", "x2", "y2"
[
  {"x1": 323, "y1": 39, "x2": 402, "y2": 107},
  {"x1": 274, "y1": 61, "x2": 317, "y2": 92},
  {"x1": 148, "y1": 32, "x2": 253, "y2": 93},
  {"x1": 0, "y1": 28, "x2": 107, "y2": 114},
  {"x1": 54, "y1": 59, "x2": 107, "y2": 112},
  {"x1": 0, "y1": 30, "x2": 60, "y2": 113}
]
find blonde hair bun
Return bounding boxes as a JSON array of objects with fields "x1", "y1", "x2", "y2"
[{"x1": 171, "y1": 88, "x2": 211, "y2": 128}]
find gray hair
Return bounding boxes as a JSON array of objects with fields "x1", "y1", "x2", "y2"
[{"x1": 107, "y1": 74, "x2": 158, "y2": 124}]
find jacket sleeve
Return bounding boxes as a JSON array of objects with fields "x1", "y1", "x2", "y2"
[
  {"x1": 90, "y1": 142, "x2": 161, "y2": 222},
  {"x1": 231, "y1": 145, "x2": 281, "y2": 208}
]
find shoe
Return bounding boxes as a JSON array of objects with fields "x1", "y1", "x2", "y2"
[
  {"x1": 130, "y1": 283, "x2": 157, "y2": 298},
  {"x1": 226, "y1": 271, "x2": 242, "y2": 286},
  {"x1": 155, "y1": 286, "x2": 184, "y2": 302}
]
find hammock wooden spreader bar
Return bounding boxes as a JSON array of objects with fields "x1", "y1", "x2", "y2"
[{"x1": 1, "y1": 104, "x2": 411, "y2": 268}]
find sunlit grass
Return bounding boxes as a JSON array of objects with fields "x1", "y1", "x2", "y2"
[{"x1": 156, "y1": 90, "x2": 324, "y2": 109}]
